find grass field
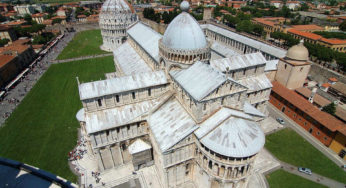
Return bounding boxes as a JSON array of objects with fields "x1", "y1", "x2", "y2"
[
  {"x1": 33, "y1": 0, "x2": 84, "y2": 3},
  {"x1": 266, "y1": 169, "x2": 327, "y2": 188},
  {"x1": 57, "y1": 30, "x2": 109, "y2": 60},
  {"x1": 265, "y1": 128, "x2": 346, "y2": 184},
  {"x1": 0, "y1": 56, "x2": 115, "y2": 182}
]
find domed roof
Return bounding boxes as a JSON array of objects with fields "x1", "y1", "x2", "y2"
[
  {"x1": 162, "y1": 1, "x2": 207, "y2": 50},
  {"x1": 200, "y1": 117, "x2": 265, "y2": 158},
  {"x1": 101, "y1": 0, "x2": 133, "y2": 13},
  {"x1": 286, "y1": 40, "x2": 309, "y2": 61}
]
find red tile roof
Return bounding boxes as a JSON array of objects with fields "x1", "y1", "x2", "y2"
[
  {"x1": 287, "y1": 29, "x2": 322, "y2": 40},
  {"x1": 320, "y1": 38, "x2": 346, "y2": 45},
  {"x1": 272, "y1": 82, "x2": 345, "y2": 133},
  {"x1": 291, "y1": 24, "x2": 324, "y2": 31},
  {"x1": 0, "y1": 54, "x2": 15, "y2": 68},
  {"x1": 295, "y1": 87, "x2": 331, "y2": 107},
  {"x1": 321, "y1": 83, "x2": 331, "y2": 88},
  {"x1": 329, "y1": 77, "x2": 338, "y2": 82}
]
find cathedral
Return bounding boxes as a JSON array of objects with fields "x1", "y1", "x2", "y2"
[{"x1": 75, "y1": 0, "x2": 283, "y2": 187}]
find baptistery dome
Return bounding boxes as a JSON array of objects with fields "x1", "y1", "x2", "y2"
[
  {"x1": 99, "y1": 0, "x2": 137, "y2": 51},
  {"x1": 286, "y1": 40, "x2": 309, "y2": 61},
  {"x1": 159, "y1": 1, "x2": 210, "y2": 67}
]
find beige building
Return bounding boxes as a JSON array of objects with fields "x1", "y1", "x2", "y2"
[
  {"x1": 275, "y1": 41, "x2": 311, "y2": 90},
  {"x1": 0, "y1": 25, "x2": 17, "y2": 42},
  {"x1": 75, "y1": 1, "x2": 289, "y2": 188}
]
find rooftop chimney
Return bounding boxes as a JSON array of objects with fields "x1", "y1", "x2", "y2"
[{"x1": 308, "y1": 87, "x2": 317, "y2": 103}]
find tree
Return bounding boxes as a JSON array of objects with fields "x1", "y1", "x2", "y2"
[
  {"x1": 24, "y1": 14, "x2": 32, "y2": 24},
  {"x1": 0, "y1": 14, "x2": 6, "y2": 22},
  {"x1": 300, "y1": 3, "x2": 309, "y2": 11},
  {"x1": 340, "y1": 21, "x2": 346, "y2": 32},
  {"x1": 0, "y1": 38, "x2": 9, "y2": 47},
  {"x1": 322, "y1": 103, "x2": 336, "y2": 116}
]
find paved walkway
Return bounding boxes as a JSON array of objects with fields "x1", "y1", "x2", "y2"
[
  {"x1": 280, "y1": 161, "x2": 345, "y2": 188},
  {"x1": 52, "y1": 53, "x2": 113, "y2": 64},
  {"x1": 267, "y1": 103, "x2": 345, "y2": 166}
]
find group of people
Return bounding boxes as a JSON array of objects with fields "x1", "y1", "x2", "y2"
[
  {"x1": 68, "y1": 138, "x2": 87, "y2": 161},
  {"x1": 89, "y1": 171, "x2": 106, "y2": 187}
]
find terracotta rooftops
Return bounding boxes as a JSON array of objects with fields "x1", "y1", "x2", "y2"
[
  {"x1": 330, "y1": 82, "x2": 346, "y2": 96},
  {"x1": 320, "y1": 38, "x2": 346, "y2": 45},
  {"x1": 321, "y1": 83, "x2": 331, "y2": 88},
  {"x1": 287, "y1": 29, "x2": 322, "y2": 40},
  {"x1": 272, "y1": 81, "x2": 345, "y2": 133},
  {"x1": 295, "y1": 87, "x2": 331, "y2": 107},
  {"x1": 0, "y1": 54, "x2": 15, "y2": 68},
  {"x1": 291, "y1": 24, "x2": 324, "y2": 31},
  {"x1": 329, "y1": 77, "x2": 338, "y2": 82}
]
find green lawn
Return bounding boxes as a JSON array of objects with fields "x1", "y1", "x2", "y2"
[
  {"x1": 266, "y1": 169, "x2": 327, "y2": 188},
  {"x1": 33, "y1": 0, "x2": 86, "y2": 3},
  {"x1": 0, "y1": 56, "x2": 115, "y2": 183},
  {"x1": 57, "y1": 29, "x2": 109, "y2": 60},
  {"x1": 265, "y1": 128, "x2": 346, "y2": 184}
]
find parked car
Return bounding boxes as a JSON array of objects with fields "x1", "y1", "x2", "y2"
[
  {"x1": 276, "y1": 118, "x2": 285, "y2": 125},
  {"x1": 298, "y1": 167, "x2": 312, "y2": 175}
]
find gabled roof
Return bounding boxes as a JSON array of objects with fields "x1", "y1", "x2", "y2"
[
  {"x1": 170, "y1": 61, "x2": 233, "y2": 101},
  {"x1": 148, "y1": 98, "x2": 198, "y2": 152},
  {"x1": 243, "y1": 102, "x2": 265, "y2": 117},
  {"x1": 128, "y1": 139, "x2": 152, "y2": 154},
  {"x1": 272, "y1": 81, "x2": 344, "y2": 132},
  {"x1": 211, "y1": 42, "x2": 240, "y2": 58},
  {"x1": 201, "y1": 24, "x2": 287, "y2": 58},
  {"x1": 127, "y1": 22, "x2": 162, "y2": 62},
  {"x1": 265, "y1": 59, "x2": 279, "y2": 71},
  {"x1": 238, "y1": 74, "x2": 272, "y2": 93},
  {"x1": 210, "y1": 52, "x2": 267, "y2": 72},
  {"x1": 78, "y1": 70, "x2": 167, "y2": 100},
  {"x1": 85, "y1": 98, "x2": 161, "y2": 134},
  {"x1": 113, "y1": 41, "x2": 152, "y2": 76},
  {"x1": 195, "y1": 107, "x2": 253, "y2": 139}
]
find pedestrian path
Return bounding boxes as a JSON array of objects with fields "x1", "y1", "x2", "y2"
[
  {"x1": 280, "y1": 161, "x2": 345, "y2": 188},
  {"x1": 52, "y1": 53, "x2": 113, "y2": 64}
]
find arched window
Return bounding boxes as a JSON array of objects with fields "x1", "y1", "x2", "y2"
[
  {"x1": 115, "y1": 95, "x2": 120, "y2": 102},
  {"x1": 97, "y1": 99, "x2": 102, "y2": 106}
]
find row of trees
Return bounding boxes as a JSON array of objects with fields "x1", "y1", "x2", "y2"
[
  {"x1": 33, "y1": 32, "x2": 55, "y2": 45},
  {"x1": 270, "y1": 31, "x2": 300, "y2": 47},
  {"x1": 304, "y1": 42, "x2": 346, "y2": 72},
  {"x1": 223, "y1": 13, "x2": 264, "y2": 36},
  {"x1": 313, "y1": 31, "x2": 346, "y2": 40}
]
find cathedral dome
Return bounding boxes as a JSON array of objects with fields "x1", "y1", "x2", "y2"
[
  {"x1": 286, "y1": 40, "x2": 309, "y2": 61},
  {"x1": 162, "y1": 1, "x2": 207, "y2": 50}
]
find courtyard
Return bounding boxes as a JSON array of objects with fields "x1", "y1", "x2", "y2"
[
  {"x1": 265, "y1": 128, "x2": 346, "y2": 184},
  {"x1": 57, "y1": 29, "x2": 110, "y2": 60},
  {"x1": 0, "y1": 56, "x2": 115, "y2": 183}
]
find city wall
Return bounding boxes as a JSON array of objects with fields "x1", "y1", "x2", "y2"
[{"x1": 309, "y1": 63, "x2": 346, "y2": 84}]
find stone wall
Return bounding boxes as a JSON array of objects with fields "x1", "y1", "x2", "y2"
[
  {"x1": 309, "y1": 63, "x2": 346, "y2": 84},
  {"x1": 140, "y1": 17, "x2": 167, "y2": 34}
]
